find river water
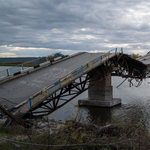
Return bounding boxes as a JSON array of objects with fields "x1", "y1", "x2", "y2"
[
  {"x1": 1, "y1": 66, "x2": 150, "y2": 130},
  {"x1": 48, "y1": 76, "x2": 150, "y2": 131},
  {"x1": 0, "y1": 66, "x2": 11, "y2": 70}
]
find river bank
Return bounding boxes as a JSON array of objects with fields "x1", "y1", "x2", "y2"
[{"x1": 0, "y1": 115, "x2": 150, "y2": 150}]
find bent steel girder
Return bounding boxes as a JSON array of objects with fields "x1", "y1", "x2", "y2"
[{"x1": 111, "y1": 54, "x2": 147, "y2": 79}]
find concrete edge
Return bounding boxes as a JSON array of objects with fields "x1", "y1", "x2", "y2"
[{"x1": 78, "y1": 98, "x2": 121, "y2": 107}]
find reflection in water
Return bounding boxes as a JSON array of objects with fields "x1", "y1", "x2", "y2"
[
  {"x1": 45, "y1": 76, "x2": 150, "y2": 131},
  {"x1": 113, "y1": 76, "x2": 150, "y2": 131},
  {"x1": 82, "y1": 106, "x2": 113, "y2": 125}
]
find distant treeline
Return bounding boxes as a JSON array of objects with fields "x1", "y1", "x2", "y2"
[
  {"x1": 129, "y1": 54, "x2": 141, "y2": 59},
  {"x1": 0, "y1": 57, "x2": 38, "y2": 63}
]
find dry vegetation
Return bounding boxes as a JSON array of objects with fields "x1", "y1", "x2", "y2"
[{"x1": 0, "y1": 113, "x2": 150, "y2": 150}]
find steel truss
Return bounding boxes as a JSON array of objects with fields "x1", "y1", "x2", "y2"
[{"x1": 24, "y1": 62, "x2": 112, "y2": 118}]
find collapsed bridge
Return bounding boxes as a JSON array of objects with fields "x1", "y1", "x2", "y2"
[{"x1": 0, "y1": 48, "x2": 147, "y2": 122}]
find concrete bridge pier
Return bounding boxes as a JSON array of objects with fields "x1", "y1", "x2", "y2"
[{"x1": 78, "y1": 72, "x2": 121, "y2": 107}]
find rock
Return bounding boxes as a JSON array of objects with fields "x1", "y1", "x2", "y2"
[
  {"x1": 0, "y1": 118, "x2": 7, "y2": 127},
  {"x1": 49, "y1": 121, "x2": 55, "y2": 125},
  {"x1": 37, "y1": 122, "x2": 49, "y2": 128},
  {"x1": 95, "y1": 124, "x2": 119, "y2": 136},
  {"x1": 12, "y1": 143, "x2": 21, "y2": 148}
]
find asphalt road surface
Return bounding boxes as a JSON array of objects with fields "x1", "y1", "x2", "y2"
[{"x1": 0, "y1": 52, "x2": 103, "y2": 109}]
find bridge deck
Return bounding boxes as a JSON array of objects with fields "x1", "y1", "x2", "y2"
[
  {"x1": 0, "y1": 52, "x2": 105, "y2": 110},
  {"x1": 13, "y1": 53, "x2": 116, "y2": 115}
]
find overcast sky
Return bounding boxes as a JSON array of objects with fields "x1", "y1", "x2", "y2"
[{"x1": 1, "y1": 0, "x2": 150, "y2": 57}]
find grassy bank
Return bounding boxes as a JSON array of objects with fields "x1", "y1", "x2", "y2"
[
  {"x1": 0, "y1": 116, "x2": 150, "y2": 150},
  {"x1": 0, "y1": 62, "x2": 35, "y2": 67},
  {"x1": 0, "y1": 62, "x2": 22, "y2": 67}
]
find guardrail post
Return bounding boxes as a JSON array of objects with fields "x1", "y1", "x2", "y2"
[
  {"x1": 115, "y1": 48, "x2": 117, "y2": 54},
  {"x1": 22, "y1": 64, "x2": 24, "y2": 70},
  {"x1": 29, "y1": 97, "x2": 32, "y2": 108},
  {"x1": 121, "y1": 47, "x2": 123, "y2": 53},
  {"x1": 59, "y1": 78, "x2": 61, "y2": 87},
  {"x1": 106, "y1": 53, "x2": 107, "y2": 60},
  {"x1": 34, "y1": 60, "x2": 37, "y2": 66},
  {"x1": 81, "y1": 65, "x2": 84, "y2": 73},
  {"x1": 71, "y1": 72, "x2": 73, "y2": 80},
  {"x1": 45, "y1": 87, "x2": 48, "y2": 96},
  {"x1": 6, "y1": 69, "x2": 9, "y2": 76},
  {"x1": 100, "y1": 56, "x2": 102, "y2": 63}
]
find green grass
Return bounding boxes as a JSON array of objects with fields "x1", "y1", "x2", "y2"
[
  {"x1": 0, "y1": 62, "x2": 35, "y2": 67},
  {"x1": 0, "y1": 62, "x2": 22, "y2": 66}
]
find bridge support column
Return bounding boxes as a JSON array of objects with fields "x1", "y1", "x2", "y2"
[{"x1": 78, "y1": 72, "x2": 121, "y2": 107}]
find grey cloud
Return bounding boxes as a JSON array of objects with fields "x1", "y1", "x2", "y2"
[{"x1": 0, "y1": 0, "x2": 150, "y2": 57}]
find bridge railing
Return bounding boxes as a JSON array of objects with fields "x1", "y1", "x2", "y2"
[
  {"x1": 0, "y1": 53, "x2": 62, "y2": 80},
  {"x1": 60, "y1": 72, "x2": 73, "y2": 87},
  {"x1": 72, "y1": 66, "x2": 83, "y2": 80},
  {"x1": 0, "y1": 69, "x2": 9, "y2": 79},
  {"x1": 8, "y1": 64, "x2": 22, "y2": 75},
  {"x1": 21, "y1": 60, "x2": 35, "y2": 71},
  {"x1": 47, "y1": 79, "x2": 61, "y2": 95},
  {"x1": 93, "y1": 56, "x2": 102, "y2": 68},
  {"x1": 83, "y1": 60, "x2": 93, "y2": 73},
  {"x1": 28, "y1": 48, "x2": 118, "y2": 108}
]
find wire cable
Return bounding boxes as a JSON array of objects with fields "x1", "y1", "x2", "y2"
[{"x1": 0, "y1": 137, "x2": 134, "y2": 147}]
